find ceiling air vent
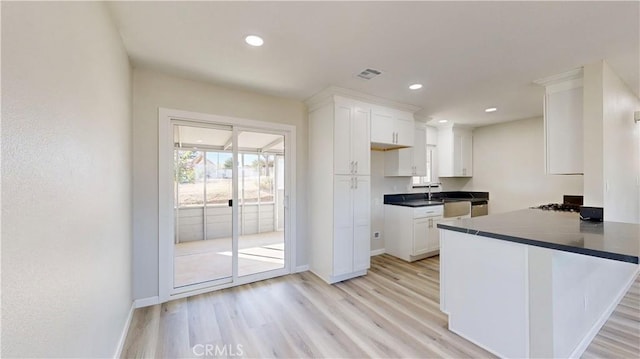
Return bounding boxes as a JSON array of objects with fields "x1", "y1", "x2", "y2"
[{"x1": 356, "y1": 68, "x2": 382, "y2": 80}]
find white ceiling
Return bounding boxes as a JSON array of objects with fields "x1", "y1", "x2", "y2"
[{"x1": 108, "y1": 1, "x2": 639, "y2": 127}]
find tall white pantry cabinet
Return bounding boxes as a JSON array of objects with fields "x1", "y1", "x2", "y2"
[{"x1": 308, "y1": 95, "x2": 371, "y2": 283}]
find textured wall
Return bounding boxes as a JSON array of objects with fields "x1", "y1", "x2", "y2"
[{"x1": 2, "y1": 2, "x2": 132, "y2": 357}]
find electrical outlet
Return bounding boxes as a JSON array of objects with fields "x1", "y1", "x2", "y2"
[{"x1": 373, "y1": 231, "x2": 381, "y2": 239}]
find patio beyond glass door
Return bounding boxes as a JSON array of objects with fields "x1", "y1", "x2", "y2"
[
  {"x1": 237, "y1": 130, "x2": 285, "y2": 277},
  {"x1": 173, "y1": 124, "x2": 234, "y2": 288},
  {"x1": 171, "y1": 121, "x2": 287, "y2": 292}
]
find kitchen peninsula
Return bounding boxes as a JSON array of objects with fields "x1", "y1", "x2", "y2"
[{"x1": 438, "y1": 210, "x2": 640, "y2": 358}]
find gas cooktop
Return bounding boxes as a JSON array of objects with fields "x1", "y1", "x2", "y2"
[
  {"x1": 532, "y1": 203, "x2": 581, "y2": 212},
  {"x1": 532, "y1": 195, "x2": 583, "y2": 212}
]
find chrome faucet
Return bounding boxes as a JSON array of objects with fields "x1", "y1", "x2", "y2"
[{"x1": 428, "y1": 183, "x2": 442, "y2": 200}]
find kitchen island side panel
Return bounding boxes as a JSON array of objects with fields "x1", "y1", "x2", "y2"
[
  {"x1": 440, "y1": 228, "x2": 639, "y2": 358},
  {"x1": 441, "y1": 229, "x2": 530, "y2": 358}
]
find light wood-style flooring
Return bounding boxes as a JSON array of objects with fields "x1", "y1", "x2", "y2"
[{"x1": 122, "y1": 254, "x2": 639, "y2": 358}]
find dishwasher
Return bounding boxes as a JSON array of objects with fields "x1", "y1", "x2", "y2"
[{"x1": 471, "y1": 202, "x2": 489, "y2": 217}]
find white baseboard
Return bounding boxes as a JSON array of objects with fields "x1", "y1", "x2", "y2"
[
  {"x1": 370, "y1": 248, "x2": 386, "y2": 256},
  {"x1": 569, "y1": 269, "x2": 640, "y2": 358},
  {"x1": 134, "y1": 296, "x2": 160, "y2": 308},
  {"x1": 114, "y1": 301, "x2": 135, "y2": 358},
  {"x1": 295, "y1": 264, "x2": 309, "y2": 273}
]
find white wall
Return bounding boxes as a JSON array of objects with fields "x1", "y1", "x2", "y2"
[
  {"x1": 132, "y1": 68, "x2": 307, "y2": 300},
  {"x1": 2, "y1": 2, "x2": 132, "y2": 358},
  {"x1": 459, "y1": 117, "x2": 583, "y2": 213},
  {"x1": 583, "y1": 60, "x2": 640, "y2": 223}
]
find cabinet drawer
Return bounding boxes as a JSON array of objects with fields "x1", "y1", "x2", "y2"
[{"x1": 414, "y1": 205, "x2": 443, "y2": 218}]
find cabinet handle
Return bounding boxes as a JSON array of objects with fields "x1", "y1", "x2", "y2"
[
  {"x1": 355, "y1": 161, "x2": 358, "y2": 174},
  {"x1": 429, "y1": 218, "x2": 433, "y2": 228},
  {"x1": 350, "y1": 177, "x2": 354, "y2": 189},
  {"x1": 350, "y1": 161, "x2": 354, "y2": 174},
  {"x1": 355, "y1": 177, "x2": 358, "y2": 189}
]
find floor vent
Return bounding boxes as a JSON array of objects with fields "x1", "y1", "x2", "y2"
[{"x1": 357, "y1": 68, "x2": 382, "y2": 80}]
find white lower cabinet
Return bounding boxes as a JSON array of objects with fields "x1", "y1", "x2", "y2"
[
  {"x1": 333, "y1": 175, "x2": 371, "y2": 277},
  {"x1": 412, "y1": 217, "x2": 429, "y2": 255},
  {"x1": 385, "y1": 205, "x2": 443, "y2": 262},
  {"x1": 428, "y1": 217, "x2": 445, "y2": 251}
]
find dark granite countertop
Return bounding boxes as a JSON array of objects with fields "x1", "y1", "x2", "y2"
[
  {"x1": 437, "y1": 209, "x2": 640, "y2": 264},
  {"x1": 385, "y1": 200, "x2": 445, "y2": 208},
  {"x1": 384, "y1": 192, "x2": 489, "y2": 207}
]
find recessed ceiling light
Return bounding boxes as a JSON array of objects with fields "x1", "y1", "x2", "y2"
[
  {"x1": 438, "y1": 119, "x2": 448, "y2": 123},
  {"x1": 485, "y1": 107, "x2": 497, "y2": 113},
  {"x1": 409, "y1": 83, "x2": 423, "y2": 90},
  {"x1": 196, "y1": 139, "x2": 203, "y2": 143},
  {"x1": 245, "y1": 35, "x2": 264, "y2": 47}
]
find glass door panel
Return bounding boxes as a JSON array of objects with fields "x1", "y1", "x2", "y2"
[
  {"x1": 236, "y1": 130, "x2": 286, "y2": 277},
  {"x1": 173, "y1": 123, "x2": 233, "y2": 288}
]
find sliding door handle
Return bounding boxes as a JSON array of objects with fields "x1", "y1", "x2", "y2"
[{"x1": 228, "y1": 199, "x2": 233, "y2": 207}]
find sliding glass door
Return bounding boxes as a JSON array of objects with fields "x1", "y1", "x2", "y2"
[{"x1": 169, "y1": 120, "x2": 288, "y2": 294}]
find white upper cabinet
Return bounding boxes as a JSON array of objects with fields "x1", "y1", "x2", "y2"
[
  {"x1": 384, "y1": 124, "x2": 426, "y2": 176},
  {"x1": 413, "y1": 125, "x2": 427, "y2": 175},
  {"x1": 371, "y1": 107, "x2": 415, "y2": 149},
  {"x1": 333, "y1": 98, "x2": 371, "y2": 176},
  {"x1": 426, "y1": 126, "x2": 438, "y2": 145},
  {"x1": 535, "y1": 69, "x2": 583, "y2": 175},
  {"x1": 438, "y1": 125, "x2": 473, "y2": 177}
]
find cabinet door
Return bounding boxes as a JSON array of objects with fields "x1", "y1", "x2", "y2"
[
  {"x1": 545, "y1": 87, "x2": 583, "y2": 174},
  {"x1": 427, "y1": 217, "x2": 443, "y2": 251},
  {"x1": 460, "y1": 131, "x2": 473, "y2": 176},
  {"x1": 352, "y1": 176, "x2": 371, "y2": 271},
  {"x1": 413, "y1": 126, "x2": 427, "y2": 176},
  {"x1": 395, "y1": 115, "x2": 414, "y2": 147},
  {"x1": 452, "y1": 129, "x2": 472, "y2": 177},
  {"x1": 426, "y1": 126, "x2": 438, "y2": 146},
  {"x1": 371, "y1": 110, "x2": 394, "y2": 144},
  {"x1": 334, "y1": 104, "x2": 353, "y2": 175},
  {"x1": 384, "y1": 148, "x2": 413, "y2": 176},
  {"x1": 412, "y1": 217, "x2": 429, "y2": 255},
  {"x1": 452, "y1": 131, "x2": 464, "y2": 176},
  {"x1": 351, "y1": 106, "x2": 371, "y2": 175},
  {"x1": 333, "y1": 176, "x2": 354, "y2": 276}
]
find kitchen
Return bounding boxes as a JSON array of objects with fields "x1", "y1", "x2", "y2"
[{"x1": 3, "y1": 1, "x2": 640, "y2": 358}]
